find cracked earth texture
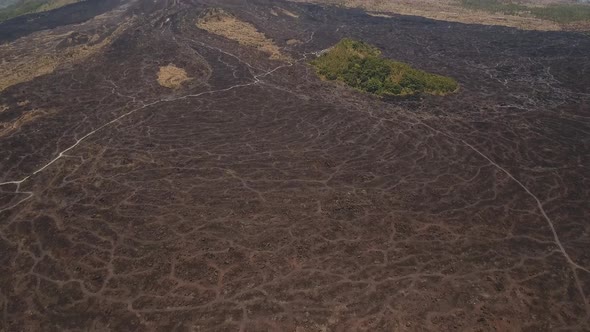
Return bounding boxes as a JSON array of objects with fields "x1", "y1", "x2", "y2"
[{"x1": 0, "y1": 0, "x2": 589, "y2": 331}]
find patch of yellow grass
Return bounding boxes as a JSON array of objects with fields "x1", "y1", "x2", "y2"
[
  {"x1": 286, "y1": 39, "x2": 302, "y2": 45},
  {"x1": 0, "y1": 55, "x2": 57, "y2": 92},
  {"x1": 197, "y1": 8, "x2": 289, "y2": 60},
  {"x1": 0, "y1": 18, "x2": 133, "y2": 92},
  {"x1": 0, "y1": 109, "x2": 53, "y2": 137},
  {"x1": 157, "y1": 65, "x2": 190, "y2": 89}
]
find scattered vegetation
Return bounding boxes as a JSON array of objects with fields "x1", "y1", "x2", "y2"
[
  {"x1": 0, "y1": 54, "x2": 56, "y2": 92},
  {"x1": 0, "y1": 0, "x2": 79, "y2": 22},
  {"x1": 197, "y1": 8, "x2": 289, "y2": 61},
  {"x1": 0, "y1": 108, "x2": 53, "y2": 138},
  {"x1": 157, "y1": 65, "x2": 190, "y2": 89},
  {"x1": 461, "y1": 0, "x2": 590, "y2": 24},
  {"x1": 0, "y1": 20, "x2": 131, "y2": 92},
  {"x1": 311, "y1": 38, "x2": 458, "y2": 96}
]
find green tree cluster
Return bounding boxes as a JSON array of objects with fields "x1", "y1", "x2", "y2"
[{"x1": 310, "y1": 39, "x2": 458, "y2": 96}]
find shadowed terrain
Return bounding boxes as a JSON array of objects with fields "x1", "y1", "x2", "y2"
[{"x1": 0, "y1": 0, "x2": 589, "y2": 330}]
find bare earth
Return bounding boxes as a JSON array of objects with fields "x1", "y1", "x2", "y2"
[{"x1": 0, "y1": 0, "x2": 589, "y2": 330}]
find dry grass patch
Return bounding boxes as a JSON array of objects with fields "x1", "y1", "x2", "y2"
[
  {"x1": 0, "y1": 55, "x2": 57, "y2": 92},
  {"x1": 276, "y1": 7, "x2": 299, "y2": 18},
  {"x1": 291, "y1": 0, "x2": 563, "y2": 31},
  {"x1": 286, "y1": 39, "x2": 302, "y2": 45},
  {"x1": 197, "y1": 8, "x2": 289, "y2": 60},
  {"x1": 367, "y1": 12, "x2": 394, "y2": 18},
  {"x1": 0, "y1": 18, "x2": 133, "y2": 92},
  {"x1": 157, "y1": 65, "x2": 191, "y2": 89},
  {"x1": 0, "y1": 109, "x2": 53, "y2": 138}
]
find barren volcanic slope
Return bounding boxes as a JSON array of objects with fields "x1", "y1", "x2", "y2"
[{"x1": 0, "y1": 0, "x2": 589, "y2": 330}]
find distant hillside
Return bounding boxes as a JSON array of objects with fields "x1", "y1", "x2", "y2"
[
  {"x1": 0, "y1": 0, "x2": 80, "y2": 22},
  {"x1": 293, "y1": 0, "x2": 590, "y2": 31},
  {"x1": 0, "y1": 0, "x2": 20, "y2": 9},
  {"x1": 461, "y1": 0, "x2": 590, "y2": 24}
]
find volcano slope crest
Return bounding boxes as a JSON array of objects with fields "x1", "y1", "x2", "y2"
[{"x1": 0, "y1": 0, "x2": 589, "y2": 330}]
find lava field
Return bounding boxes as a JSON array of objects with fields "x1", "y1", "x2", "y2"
[{"x1": 0, "y1": 0, "x2": 589, "y2": 330}]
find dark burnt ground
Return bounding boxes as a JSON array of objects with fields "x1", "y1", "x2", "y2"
[{"x1": 0, "y1": 0, "x2": 589, "y2": 330}]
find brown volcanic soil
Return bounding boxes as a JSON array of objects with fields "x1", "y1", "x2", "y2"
[{"x1": 0, "y1": 0, "x2": 589, "y2": 330}]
